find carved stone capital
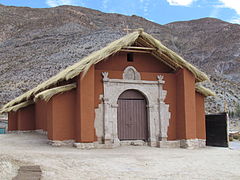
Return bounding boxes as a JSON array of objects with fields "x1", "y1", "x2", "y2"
[
  {"x1": 157, "y1": 75, "x2": 165, "y2": 84},
  {"x1": 102, "y1": 72, "x2": 109, "y2": 81}
]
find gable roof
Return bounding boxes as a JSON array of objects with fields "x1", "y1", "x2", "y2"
[{"x1": 1, "y1": 30, "x2": 212, "y2": 113}]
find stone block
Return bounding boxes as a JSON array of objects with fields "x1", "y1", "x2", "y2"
[{"x1": 73, "y1": 143, "x2": 95, "y2": 149}]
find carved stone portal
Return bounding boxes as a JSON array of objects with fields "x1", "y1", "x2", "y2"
[{"x1": 94, "y1": 66, "x2": 171, "y2": 147}]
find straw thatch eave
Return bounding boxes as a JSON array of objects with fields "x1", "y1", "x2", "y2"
[
  {"x1": 1, "y1": 31, "x2": 140, "y2": 111},
  {"x1": 34, "y1": 83, "x2": 76, "y2": 102},
  {"x1": 1, "y1": 30, "x2": 210, "y2": 113},
  {"x1": 195, "y1": 84, "x2": 216, "y2": 97},
  {"x1": 139, "y1": 32, "x2": 209, "y2": 82},
  {"x1": 0, "y1": 100, "x2": 34, "y2": 114}
]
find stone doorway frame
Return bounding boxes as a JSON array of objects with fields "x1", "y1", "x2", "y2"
[
  {"x1": 117, "y1": 89, "x2": 148, "y2": 141},
  {"x1": 94, "y1": 66, "x2": 171, "y2": 147}
]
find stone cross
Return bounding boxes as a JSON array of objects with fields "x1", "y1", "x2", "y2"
[{"x1": 123, "y1": 25, "x2": 133, "y2": 34}]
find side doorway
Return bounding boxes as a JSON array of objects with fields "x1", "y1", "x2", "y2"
[{"x1": 206, "y1": 113, "x2": 229, "y2": 147}]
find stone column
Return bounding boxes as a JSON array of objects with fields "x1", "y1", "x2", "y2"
[
  {"x1": 102, "y1": 72, "x2": 113, "y2": 145},
  {"x1": 111, "y1": 103, "x2": 120, "y2": 146},
  {"x1": 103, "y1": 97, "x2": 112, "y2": 144},
  {"x1": 147, "y1": 104, "x2": 157, "y2": 146},
  {"x1": 157, "y1": 75, "x2": 170, "y2": 142}
]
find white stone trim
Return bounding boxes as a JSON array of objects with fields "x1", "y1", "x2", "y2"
[
  {"x1": 123, "y1": 66, "x2": 141, "y2": 80},
  {"x1": 108, "y1": 79, "x2": 159, "y2": 84},
  {"x1": 94, "y1": 66, "x2": 171, "y2": 147},
  {"x1": 226, "y1": 113, "x2": 230, "y2": 145}
]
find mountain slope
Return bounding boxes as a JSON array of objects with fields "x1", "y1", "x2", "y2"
[{"x1": 0, "y1": 4, "x2": 239, "y2": 113}]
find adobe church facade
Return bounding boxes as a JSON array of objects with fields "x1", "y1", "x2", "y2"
[{"x1": 1, "y1": 30, "x2": 214, "y2": 149}]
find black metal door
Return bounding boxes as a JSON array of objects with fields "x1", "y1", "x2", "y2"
[
  {"x1": 206, "y1": 113, "x2": 228, "y2": 147},
  {"x1": 117, "y1": 90, "x2": 148, "y2": 140}
]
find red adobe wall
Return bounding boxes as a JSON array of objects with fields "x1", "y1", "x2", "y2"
[
  {"x1": 47, "y1": 90, "x2": 76, "y2": 141},
  {"x1": 75, "y1": 65, "x2": 95, "y2": 143},
  {"x1": 95, "y1": 52, "x2": 174, "y2": 73},
  {"x1": 8, "y1": 111, "x2": 18, "y2": 131},
  {"x1": 176, "y1": 68, "x2": 197, "y2": 139},
  {"x1": 35, "y1": 100, "x2": 48, "y2": 131},
  {"x1": 17, "y1": 104, "x2": 35, "y2": 131},
  {"x1": 95, "y1": 52, "x2": 178, "y2": 140},
  {"x1": 47, "y1": 98, "x2": 53, "y2": 140},
  {"x1": 7, "y1": 51, "x2": 205, "y2": 142},
  {"x1": 195, "y1": 92, "x2": 206, "y2": 139}
]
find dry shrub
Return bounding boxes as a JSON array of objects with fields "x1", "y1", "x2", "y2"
[{"x1": 233, "y1": 134, "x2": 239, "y2": 140}]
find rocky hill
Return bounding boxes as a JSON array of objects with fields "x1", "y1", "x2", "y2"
[{"x1": 0, "y1": 4, "x2": 239, "y2": 113}]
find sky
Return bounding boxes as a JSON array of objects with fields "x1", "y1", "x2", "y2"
[{"x1": 0, "y1": 0, "x2": 240, "y2": 24}]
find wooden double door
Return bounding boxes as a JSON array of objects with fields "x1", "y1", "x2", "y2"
[{"x1": 117, "y1": 90, "x2": 148, "y2": 141}]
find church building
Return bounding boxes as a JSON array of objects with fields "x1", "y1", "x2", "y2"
[{"x1": 0, "y1": 30, "x2": 215, "y2": 149}]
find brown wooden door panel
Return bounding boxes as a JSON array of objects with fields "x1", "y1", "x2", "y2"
[{"x1": 117, "y1": 90, "x2": 148, "y2": 140}]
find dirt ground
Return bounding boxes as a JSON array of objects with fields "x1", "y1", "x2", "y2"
[{"x1": 0, "y1": 133, "x2": 240, "y2": 180}]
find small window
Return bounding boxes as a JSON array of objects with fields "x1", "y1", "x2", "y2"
[{"x1": 127, "y1": 53, "x2": 134, "y2": 62}]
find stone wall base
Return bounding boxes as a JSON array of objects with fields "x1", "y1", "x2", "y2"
[
  {"x1": 148, "y1": 141, "x2": 158, "y2": 147},
  {"x1": 7, "y1": 130, "x2": 36, "y2": 134},
  {"x1": 7, "y1": 131, "x2": 206, "y2": 150},
  {"x1": 35, "y1": 129, "x2": 48, "y2": 135},
  {"x1": 50, "y1": 139, "x2": 206, "y2": 149},
  {"x1": 74, "y1": 142, "x2": 117, "y2": 149},
  {"x1": 7, "y1": 129, "x2": 48, "y2": 135},
  {"x1": 73, "y1": 143, "x2": 95, "y2": 149},
  {"x1": 180, "y1": 139, "x2": 206, "y2": 149},
  {"x1": 49, "y1": 140, "x2": 75, "y2": 147},
  {"x1": 120, "y1": 140, "x2": 147, "y2": 146},
  {"x1": 158, "y1": 140, "x2": 180, "y2": 148},
  {"x1": 73, "y1": 140, "x2": 149, "y2": 149}
]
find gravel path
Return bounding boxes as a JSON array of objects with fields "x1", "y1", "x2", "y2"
[{"x1": 0, "y1": 132, "x2": 240, "y2": 180}]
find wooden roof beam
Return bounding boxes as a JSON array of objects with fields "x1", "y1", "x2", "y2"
[
  {"x1": 137, "y1": 37, "x2": 156, "y2": 48},
  {"x1": 122, "y1": 46, "x2": 156, "y2": 51},
  {"x1": 135, "y1": 38, "x2": 178, "y2": 70},
  {"x1": 151, "y1": 52, "x2": 177, "y2": 71},
  {"x1": 157, "y1": 51, "x2": 180, "y2": 68},
  {"x1": 120, "y1": 49, "x2": 151, "y2": 53}
]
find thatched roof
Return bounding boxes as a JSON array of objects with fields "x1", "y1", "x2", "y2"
[
  {"x1": 1, "y1": 30, "x2": 212, "y2": 113},
  {"x1": 196, "y1": 84, "x2": 216, "y2": 97},
  {"x1": 0, "y1": 100, "x2": 34, "y2": 113},
  {"x1": 34, "y1": 83, "x2": 76, "y2": 102},
  {"x1": 0, "y1": 83, "x2": 77, "y2": 113}
]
